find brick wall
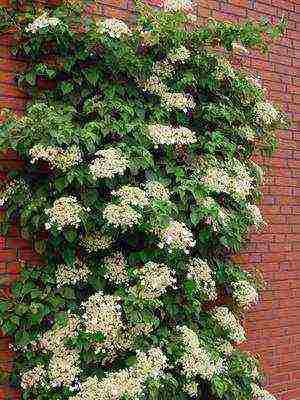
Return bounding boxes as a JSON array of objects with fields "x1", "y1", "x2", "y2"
[{"x1": 0, "y1": 0, "x2": 299, "y2": 399}]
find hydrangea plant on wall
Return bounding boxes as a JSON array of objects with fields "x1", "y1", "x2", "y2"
[{"x1": 0, "y1": 0, "x2": 289, "y2": 399}]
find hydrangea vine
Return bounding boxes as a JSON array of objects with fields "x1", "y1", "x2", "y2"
[{"x1": 0, "y1": 1, "x2": 289, "y2": 399}]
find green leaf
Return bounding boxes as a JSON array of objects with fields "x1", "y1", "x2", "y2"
[
  {"x1": 34, "y1": 240, "x2": 46, "y2": 255},
  {"x1": 64, "y1": 228, "x2": 78, "y2": 243},
  {"x1": 60, "y1": 81, "x2": 74, "y2": 95}
]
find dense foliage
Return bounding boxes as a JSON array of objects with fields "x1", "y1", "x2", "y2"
[{"x1": 0, "y1": 1, "x2": 289, "y2": 399}]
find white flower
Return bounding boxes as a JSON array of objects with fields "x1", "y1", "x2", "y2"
[
  {"x1": 103, "y1": 203, "x2": 142, "y2": 228},
  {"x1": 153, "y1": 60, "x2": 175, "y2": 79},
  {"x1": 21, "y1": 366, "x2": 46, "y2": 389},
  {"x1": 112, "y1": 185, "x2": 149, "y2": 207},
  {"x1": 248, "y1": 75, "x2": 263, "y2": 88},
  {"x1": 202, "y1": 167, "x2": 231, "y2": 194},
  {"x1": 45, "y1": 197, "x2": 87, "y2": 231},
  {"x1": 55, "y1": 260, "x2": 91, "y2": 287},
  {"x1": 139, "y1": 76, "x2": 196, "y2": 113},
  {"x1": 132, "y1": 261, "x2": 177, "y2": 299},
  {"x1": 238, "y1": 126, "x2": 256, "y2": 141},
  {"x1": 26, "y1": 13, "x2": 61, "y2": 33},
  {"x1": 89, "y1": 148, "x2": 129, "y2": 180},
  {"x1": 103, "y1": 253, "x2": 129, "y2": 285},
  {"x1": 255, "y1": 101, "x2": 280, "y2": 126},
  {"x1": 212, "y1": 307, "x2": 246, "y2": 343},
  {"x1": 159, "y1": 220, "x2": 195, "y2": 254},
  {"x1": 38, "y1": 313, "x2": 80, "y2": 352},
  {"x1": 232, "y1": 41, "x2": 249, "y2": 55},
  {"x1": 161, "y1": 91, "x2": 196, "y2": 112},
  {"x1": 148, "y1": 124, "x2": 197, "y2": 146},
  {"x1": 98, "y1": 18, "x2": 131, "y2": 39},
  {"x1": 69, "y1": 347, "x2": 167, "y2": 400},
  {"x1": 0, "y1": 179, "x2": 29, "y2": 207},
  {"x1": 48, "y1": 349, "x2": 81, "y2": 387},
  {"x1": 215, "y1": 339, "x2": 235, "y2": 356},
  {"x1": 29, "y1": 145, "x2": 82, "y2": 172},
  {"x1": 145, "y1": 181, "x2": 170, "y2": 202},
  {"x1": 187, "y1": 258, "x2": 217, "y2": 301},
  {"x1": 168, "y1": 46, "x2": 191, "y2": 63},
  {"x1": 252, "y1": 383, "x2": 277, "y2": 400},
  {"x1": 246, "y1": 204, "x2": 266, "y2": 230},
  {"x1": 232, "y1": 280, "x2": 259, "y2": 309},
  {"x1": 81, "y1": 232, "x2": 112, "y2": 253},
  {"x1": 202, "y1": 164, "x2": 253, "y2": 200},
  {"x1": 163, "y1": 0, "x2": 194, "y2": 14},
  {"x1": 82, "y1": 292, "x2": 123, "y2": 337},
  {"x1": 178, "y1": 326, "x2": 225, "y2": 380}
]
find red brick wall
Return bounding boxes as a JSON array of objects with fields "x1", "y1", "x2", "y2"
[{"x1": 0, "y1": 1, "x2": 299, "y2": 399}]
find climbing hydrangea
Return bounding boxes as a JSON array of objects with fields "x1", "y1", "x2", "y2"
[{"x1": 0, "y1": 2, "x2": 288, "y2": 400}]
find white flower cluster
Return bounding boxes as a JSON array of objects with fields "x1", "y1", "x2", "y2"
[
  {"x1": 145, "y1": 181, "x2": 170, "y2": 201},
  {"x1": 103, "y1": 203, "x2": 142, "y2": 228},
  {"x1": 255, "y1": 101, "x2": 280, "y2": 126},
  {"x1": 48, "y1": 349, "x2": 81, "y2": 388},
  {"x1": 215, "y1": 339, "x2": 235, "y2": 356},
  {"x1": 162, "y1": 91, "x2": 196, "y2": 113},
  {"x1": 0, "y1": 181, "x2": 16, "y2": 207},
  {"x1": 179, "y1": 326, "x2": 224, "y2": 380},
  {"x1": 212, "y1": 306, "x2": 246, "y2": 343},
  {"x1": 98, "y1": 18, "x2": 131, "y2": 39},
  {"x1": 0, "y1": 179, "x2": 29, "y2": 207},
  {"x1": 153, "y1": 60, "x2": 175, "y2": 80},
  {"x1": 20, "y1": 365, "x2": 46, "y2": 390},
  {"x1": 247, "y1": 204, "x2": 266, "y2": 230},
  {"x1": 39, "y1": 314, "x2": 80, "y2": 352},
  {"x1": 163, "y1": 0, "x2": 194, "y2": 14},
  {"x1": 202, "y1": 198, "x2": 231, "y2": 232},
  {"x1": 134, "y1": 261, "x2": 177, "y2": 299},
  {"x1": 168, "y1": 46, "x2": 191, "y2": 63},
  {"x1": 103, "y1": 253, "x2": 129, "y2": 285},
  {"x1": 29, "y1": 145, "x2": 82, "y2": 172},
  {"x1": 26, "y1": 13, "x2": 61, "y2": 33},
  {"x1": 215, "y1": 58, "x2": 236, "y2": 80},
  {"x1": 55, "y1": 260, "x2": 91, "y2": 287},
  {"x1": 159, "y1": 220, "x2": 195, "y2": 254},
  {"x1": 148, "y1": 124, "x2": 197, "y2": 146},
  {"x1": 70, "y1": 347, "x2": 167, "y2": 400},
  {"x1": 202, "y1": 165, "x2": 253, "y2": 200},
  {"x1": 89, "y1": 148, "x2": 129, "y2": 180},
  {"x1": 232, "y1": 41, "x2": 249, "y2": 55},
  {"x1": 45, "y1": 196, "x2": 87, "y2": 231},
  {"x1": 112, "y1": 185, "x2": 149, "y2": 207},
  {"x1": 252, "y1": 383, "x2": 277, "y2": 400},
  {"x1": 140, "y1": 76, "x2": 196, "y2": 113},
  {"x1": 81, "y1": 232, "x2": 112, "y2": 253},
  {"x1": 82, "y1": 292, "x2": 123, "y2": 341},
  {"x1": 38, "y1": 314, "x2": 80, "y2": 388},
  {"x1": 238, "y1": 125, "x2": 256, "y2": 141},
  {"x1": 232, "y1": 280, "x2": 259, "y2": 309},
  {"x1": 202, "y1": 167, "x2": 232, "y2": 194},
  {"x1": 187, "y1": 258, "x2": 217, "y2": 301}
]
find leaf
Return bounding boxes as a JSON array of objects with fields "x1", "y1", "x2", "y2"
[
  {"x1": 60, "y1": 81, "x2": 74, "y2": 95},
  {"x1": 62, "y1": 247, "x2": 76, "y2": 266},
  {"x1": 55, "y1": 177, "x2": 69, "y2": 191},
  {"x1": 64, "y1": 228, "x2": 78, "y2": 243},
  {"x1": 83, "y1": 67, "x2": 101, "y2": 86},
  {"x1": 190, "y1": 208, "x2": 202, "y2": 225},
  {"x1": 34, "y1": 240, "x2": 46, "y2": 255},
  {"x1": 25, "y1": 71, "x2": 36, "y2": 85}
]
